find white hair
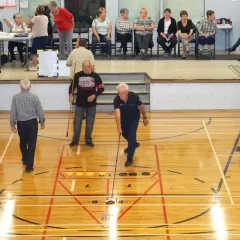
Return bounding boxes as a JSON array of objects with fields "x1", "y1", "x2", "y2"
[
  {"x1": 116, "y1": 83, "x2": 129, "y2": 91},
  {"x1": 20, "y1": 78, "x2": 31, "y2": 91}
]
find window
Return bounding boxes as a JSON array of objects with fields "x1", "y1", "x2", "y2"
[
  {"x1": 20, "y1": 0, "x2": 61, "y2": 22},
  {"x1": 65, "y1": 0, "x2": 106, "y2": 24},
  {"x1": 119, "y1": 0, "x2": 160, "y2": 24},
  {"x1": 163, "y1": 0, "x2": 205, "y2": 22}
]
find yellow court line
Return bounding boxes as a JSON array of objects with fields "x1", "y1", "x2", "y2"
[{"x1": 202, "y1": 120, "x2": 235, "y2": 205}]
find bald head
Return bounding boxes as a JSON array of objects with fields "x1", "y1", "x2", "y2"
[{"x1": 82, "y1": 60, "x2": 91, "y2": 74}]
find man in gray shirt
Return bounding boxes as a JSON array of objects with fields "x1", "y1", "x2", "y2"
[{"x1": 10, "y1": 78, "x2": 45, "y2": 173}]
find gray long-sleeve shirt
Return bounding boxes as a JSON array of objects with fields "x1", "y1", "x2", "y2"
[{"x1": 10, "y1": 91, "x2": 45, "y2": 126}]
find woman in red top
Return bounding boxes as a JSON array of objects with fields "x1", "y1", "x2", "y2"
[{"x1": 49, "y1": 1, "x2": 74, "y2": 59}]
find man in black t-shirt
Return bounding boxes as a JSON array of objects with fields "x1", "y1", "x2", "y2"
[
  {"x1": 69, "y1": 60, "x2": 104, "y2": 147},
  {"x1": 114, "y1": 83, "x2": 148, "y2": 166}
]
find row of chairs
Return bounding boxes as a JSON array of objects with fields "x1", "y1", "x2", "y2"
[{"x1": 51, "y1": 22, "x2": 215, "y2": 59}]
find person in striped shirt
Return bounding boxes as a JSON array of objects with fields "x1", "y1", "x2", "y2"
[
  {"x1": 133, "y1": 8, "x2": 154, "y2": 60},
  {"x1": 116, "y1": 8, "x2": 132, "y2": 59},
  {"x1": 10, "y1": 78, "x2": 45, "y2": 173},
  {"x1": 198, "y1": 10, "x2": 217, "y2": 56}
]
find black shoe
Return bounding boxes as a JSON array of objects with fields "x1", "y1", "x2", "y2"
[
  {"x1": 85, "y1": 141, "x2": 94, "y2": 147},
  {"x1": 124, "y1": 142, "x2": 140, "y2": 154},
  {"x1": 124, "y1": 159, "x2": 133, "y2": 167},
  {"x1": 123, "y1": 53, "x2": 127, "y2": 59},
  {"x1": 10, "y1": 56, "x2": 16, "y2": 62},
  {"x1": 26, "y1": 168, "x2": 34, "y2": 173},
  {"x1": 69, "y1": 141, "x2": 78, "y2": 147},
  {"x1": 228, "y1": 48, "x2": 235, "y2": 52},
  {"x1": 140, "y1": 52, "x2": 145, "y2": 60}
]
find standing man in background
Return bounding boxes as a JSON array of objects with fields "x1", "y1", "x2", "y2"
[
  {"x1": 66, "y1": 38, "x2": 94, "y2": 78},
  {"x1": 69, "y1": 60, "x2": 104, "y2": 147},
  {"x1": 114, "y1": 83, "x2": 148, "y2": 167},
  {"x1": 10, "y1": 79, "x2": 45, "y2": 173},
  {"x1": 49, "y1": 1, "x2": 74, "y2": 59}
]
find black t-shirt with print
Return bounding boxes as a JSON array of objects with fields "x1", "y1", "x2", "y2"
[{"x1": 69, "y1": 71, "x2": 104, "y2": 108}]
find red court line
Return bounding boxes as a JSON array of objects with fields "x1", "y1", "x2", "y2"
[
  {"x1": 59, "y1": 172, "x2": 66, "y2": 179},
  {"x1": 151, "y1": 172, "x2": 158, "y2": 178},
  {"x1": 41, "y1": 144, "x2": 65, "y2": 240},
  {"x1": 117, "y1": 179, "x2": 159, "y2": 221},
  {"x1": 61, "y1": 170, "x2": 157, "y2": 173},
  {"x1": 59, "y1": 177, "x2": 154, "y2": 180},
  {"x1": 155, "y1": 144, "x2": 171, "y2": 240},
  {"x1": 58, "y1": 180, "x2": 105, "y2": 228}
]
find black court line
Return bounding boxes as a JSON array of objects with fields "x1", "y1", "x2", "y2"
[
  {"x1": 0, "y1": 189, "x2": 5, "y2": 196},
  {"x1": 11, "y1": 179, "x2": 22, "y2": 184},
  {"x1": 211, "y1": 188, "x2": 218, "y2": 196},
  {"x1": 34, "y1": 171, "x2": 49, "y2": 176},
  {"x1": 65, "y1": 167, "x2": 82, "y2": 169},
  {"x1": 37, "y1": 118, "x2": 212, "y2": 143},
  {"x1": 194, "y1": 178, "x2": 205, "y2": 183},
  {"x1": 167, "y1": 170, "x2": 182, "y2": 175}
]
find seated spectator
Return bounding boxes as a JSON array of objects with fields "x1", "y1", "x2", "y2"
[
  {"x1": 177, "y1": 10, "x2": 194, "y2": 59},
  {"x1": 27, "y1": 5, "x2": 49, "y2": 71},
  {"x1": 198, "y1": 10, "x2": 216, "y2": 56},
  {"x1": 66, "y1": 38, "x2": 94, "y2": 77},
  {"x1": 3, "y1": 13, "x2": 27, "y2": 62},
  {"x1": 133, "y1": 8, "x2": 154, "y2": 60},
  {"x1": 157, "y1": 8, "x2": 177, "y2": 58},
  {"x1": 116, "y1": 8, "x2": 132, "y2": 59},
  {"x1": 91, "y1": 7, "x2": 112, "y2": 59}
]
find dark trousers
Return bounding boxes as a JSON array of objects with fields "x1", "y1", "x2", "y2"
[
  {"x1": 122, "y1": 118, "x2": 139, "y2": 161},
  {"x1": 116, "y1": 33, "x2": 132, "y2": 53},
  {"x1": 135, "y1": 33, "x2": 152, "y2": 52},
  {"x1": 73, "y1": 106, "x2": 96, "y2": 142},
  {"x1": 157, "y1": 35, "x2": 177, "y2": 53},
  {"x1": 198, "y1": 36, "x2": 215, "y2": 46},
  {"x1": 17, "y1": 119, "x2": 38, "y2": 170},
  {"x1": 91, "y1": 34, "x2": 111, "y2": 55},
  {"x1": 8, "y1": 41, "x2": 25, "y2": 60},
  {"x1": 231, "y1": 37, "x2": 240, "y2": 50}
]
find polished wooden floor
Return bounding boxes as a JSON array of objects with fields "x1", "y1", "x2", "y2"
[
  {"x1": 0, "y1": 59, "x2": 239, "y2": 80},
  {"x1": 1, "y1": 111, "x2": 240, "y2": 239}
]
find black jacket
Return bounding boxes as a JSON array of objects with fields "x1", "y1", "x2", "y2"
[{"x1": 157, "y1": 17, "x2": 177, "y2": 35}]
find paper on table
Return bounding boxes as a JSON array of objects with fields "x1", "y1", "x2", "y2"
[
  {"x1": 38, "y1": 51, "x2": 58, "y2": 77},
  {"x1": 58, "y1": 60, "x2": 71, "y2": 77}
]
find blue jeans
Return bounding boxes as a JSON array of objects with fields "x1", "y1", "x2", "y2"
[
  {"x1": 122, "y1": 117, "x2": 140, "y2": 161},
  {"x1": 91, "y1": 34, "x2": 111, "y2": 55},
  {"x1": 198, "y1": 36, "x2": 215, "y2": 46}
]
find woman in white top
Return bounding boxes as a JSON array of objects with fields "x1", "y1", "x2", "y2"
[
  {"x1": 27, "y1": 5, "x2": 48, "y2": 71},
  {"x1": 91, "y1": 7, "x2": 112, "y2": 58},
  {"x1": 157, "y1": 8, "x2": 177, "y2": 58}
]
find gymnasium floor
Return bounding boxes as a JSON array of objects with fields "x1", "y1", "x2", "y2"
[
  {"x1": 1, "y1": 111, "x2": 240, "y2": 239},
  {"x1": 0, "y1": 59, "x2": 239, "y2": 80}
]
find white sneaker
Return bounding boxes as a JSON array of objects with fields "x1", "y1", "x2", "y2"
[{"x1": 28, "y1": 66, "x2": 37, "y2": 71}]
